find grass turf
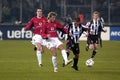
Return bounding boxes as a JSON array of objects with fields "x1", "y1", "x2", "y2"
[{"x1": 0, "y1": 40, "x2": 120, "y2": 80}]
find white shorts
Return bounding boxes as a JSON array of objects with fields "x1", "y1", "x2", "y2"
[
  {"x1": 31, "y1": 34, "x2": 46, "y2": 46},
  {"x1": 45, "y1": 38, "x2": 63, "y2": 49}
]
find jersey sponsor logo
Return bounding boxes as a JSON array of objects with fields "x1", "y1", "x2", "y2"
[{"x1": 74, "y1": 31, "x2": 79, "y2": 36}]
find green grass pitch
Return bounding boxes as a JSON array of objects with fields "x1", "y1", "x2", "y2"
[{"x1": 0, "y1": 40, "x2": 120, "y2": 80}]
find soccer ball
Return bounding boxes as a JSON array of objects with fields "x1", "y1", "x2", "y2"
[{"x1": 85, "y1": 59, "x2": 94, "y2": 67}]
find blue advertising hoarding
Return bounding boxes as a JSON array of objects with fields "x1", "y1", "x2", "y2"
[
  {"x1": 110, "y1": 26, "x2": 120, "y2": 40},
  {"x1": 0, "y1": 25, "x2": 120, "y2": 40},
  {"x1": 0, "y1": 25, "x2": 33, "y2": 40}
]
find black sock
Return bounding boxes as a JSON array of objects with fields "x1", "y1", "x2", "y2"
[
  {"x1": 91, "y1": 50, "x2": 97, "y2": 58},
  {"x1": 34, "y1": 46, "x2": 37, "y2": 51},
  {"x1": 100, "y1": 39, "x2": 102, "y2": 47},
  {"x1": 73, "y1": 58, "x2": 78, "y2": 66},
  {"x1": 66, "y1": 52, "x2": 70, "y2": 57}
]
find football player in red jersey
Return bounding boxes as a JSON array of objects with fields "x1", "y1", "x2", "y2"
[
  {"x1": 22, "y1": 8, "x2": 47, "y2": 67},
  {"x1": 42, "y1": 12, "x2": 72, "y2": 72}
]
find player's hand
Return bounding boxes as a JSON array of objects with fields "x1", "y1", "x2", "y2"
[
  {"x1": 90, "y1": 31, "x2": 94, "y2": 35},
  {"x1": 104, "y1": 29, "x2": 107, "y2": 33},
  {"x1": 85, "y1": 33, "x2": 88, "y2": 37},
  {"x1": 86, "y1": 22, "x2": 90, "y2": 28},
  {"x1": 69, "y1": 33, "x2": 73, "y2": 37},
  {"x1": 83, "y1": 32, "x2": 88, "y2": 37},
  {"x1": 47, "y1": 34, "x2": 51, "y2": 38}
]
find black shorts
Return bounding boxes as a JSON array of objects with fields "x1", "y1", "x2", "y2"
[
  {"x1": 89, "y1": 35, "x2": 99, "y2": 44},
  {"x1": 66, "y1": 41, "x2": 80, "y2": 54}
]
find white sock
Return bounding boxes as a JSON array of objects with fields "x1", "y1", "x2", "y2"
[
  {"x1": 61, "y1": 50, "x2": 68, "y2": 62},
  {"x1": 36, "y1": 50, "x2": 42, "y2": 65},
  {"x1": 52, "y1": 56, "x2": 57, "y2": 68}
]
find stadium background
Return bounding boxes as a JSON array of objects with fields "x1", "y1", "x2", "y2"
[
  {"x1": 0, "y1": 0, "x2": 120, "y2": 24},
  {"x1": 0, "y1": 0, "x2": 120, "y2": 40}
]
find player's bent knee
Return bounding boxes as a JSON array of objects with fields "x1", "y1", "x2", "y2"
[{"x1": 58, "y1": 44, "x2": 65, "y2": 50}]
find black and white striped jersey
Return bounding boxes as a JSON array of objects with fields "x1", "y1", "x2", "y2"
[
  {"x1": 88, "y1": 19, "x2": 104, "y2": 36},
  {"x1": 67, "y1": 22, "x2": 87, "y2": 43}
]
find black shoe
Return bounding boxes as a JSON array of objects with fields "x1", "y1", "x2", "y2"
[
  {"x1": 62, "y1": 59, "x2": 73, "y2": 67},
  {"x1": 66, "y1": 52, "x2": 70, "y2": 57},
  {"x1": 71, "y1": 66, "x2": 78, "y2": 71},
  {"x1": 85, "y1": 46, "x2": 89, "y2": 51},
  {"x1": 39, "y1": 64, "x2": 43, "y2": 67},
  {"x1": 62, "y1": 62, "x2": 65, "y2": 67},
  {"x1": 100, "y1": 43, "x2": 102, "y2": 48},
  {"x1": 34, "y1": 47, "x2": 37, "y2": 51}
]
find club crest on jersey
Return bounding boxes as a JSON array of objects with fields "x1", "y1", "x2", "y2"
[
  {"x1": 53, "y1": 24, "x2": 57, "y2": 27},
  {"x1": 51, "y1": 27, "x2": 54, "y2": 31},
  {"x1": 42, "y1": 20, "x2": 46, "y2": 23},
  {"x1": 39, "y1": 23, "x2": 42, "y2": 27}
]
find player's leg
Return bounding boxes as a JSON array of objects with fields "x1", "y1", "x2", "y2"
[
  {"x1": 86, "y1": 36, "x2": 89, "y2": 51},
  {"x1": 90, "y1": 44, "x2": 98, "y2": 59},
  {"x1": 62, "y1": 42, "x2": 70, "y2": 67},
  {"x1": 34, "y1": 46, "x2": 37, "y2": 51},
  {"x1": 99, "y1": 32, "x2": 102, "y2": 48},
  {"x1": 89, "y1": 44, "x2": 94, "y2": 49},
  {"x1": 66, "y1": 49, "x2": 70, "y2": 57},
  {"x1": 90, "y1": 37, "x2": 98, "y2": 59},
  {"x1": 49, "y1": 47, "x2": 58, "y2": 72},
  {"x1": 45, "y1": 41, "x2": 58, "y2": 72},
  {"x1": 99, "y1": 37, "x2": 102, "y2": 48},
  {"x1": 66, "y1": 39, "x2": 72, "y2": 57},
  {"x1": 31, "y1": 35, "x2": 43, "y2": 67},
  {"x1": 58, "y1": 44, "x2": 68, "y2": 62},
  {"x1": 50, "y1": 38, "x2": 72, "y2": 66},
  {"x1": 72, "y1": 54, "x2": 79, "y2": 71},
  {"x1": 71, "y1": 44, "x2": 79, "y2": 71},
  {"x1": 36, "y1": 42, "x2": 43, "y2": 67},
  {"x1": 55, "y1": 38, "x2": 68, "y2": 63},
  {"x1": 58, "y1": 43, "x2": 72, "y2": 66}
]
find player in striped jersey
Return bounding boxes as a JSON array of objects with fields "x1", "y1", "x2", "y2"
[
  {"x1": 86, "y1": 11, "x2": 107, "y2": 61},
  {"x1": 86, "y1": 14, "x2": 105, "y2": 51},
  {"x1": 98, "y1": 17, "x2": 105, "y2": 47},
  {"x1": 66, "y1": 17, "x2": 87, "y2": 70}
]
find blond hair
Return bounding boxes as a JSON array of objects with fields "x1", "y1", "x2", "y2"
[
  {"x1": 47, "y1": 12, "x2": 57, "y2": 19},
  {"x1": 93, "y1": 11, "x2": 100, "y2": 16}
]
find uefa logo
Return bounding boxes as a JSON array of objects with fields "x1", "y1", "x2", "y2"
[{"x1": 0, "y1": 30, "x2": 3, "y2": 40}]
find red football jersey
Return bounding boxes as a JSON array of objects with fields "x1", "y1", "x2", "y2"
[
  {"x1": 42, "y1": 21, "x2": 67, "y2": 38},
  {"x1": 24, "y1": 17, "x2": 47, "y2": 35}
]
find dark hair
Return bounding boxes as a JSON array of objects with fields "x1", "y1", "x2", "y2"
[
  {"x1": 74, "y1": 17, "x2": 80, "y2": 22},
  {"x1": 37, "y1": 8, "x2": 42, "y2": 11},
  {"x1": 35, "y1": 8, "x2": 42, "y2": 15}
]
